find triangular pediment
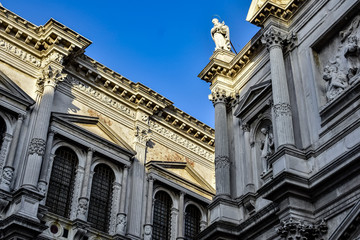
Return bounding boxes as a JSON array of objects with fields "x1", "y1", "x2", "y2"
[
  {"x1": 146, "y1": 161, "x2": 215, "y2": 199},
  {"x1": 329, "y1": 200, "x2": 360, "y2": 240},
  {"x1": 51, "y1": 113, "x2": 135, "y2": 155},
  {"x1": 0, "y1": 70, "x2": 35, "y2": 110},
  {"x1": 234, "y1": 80, "x2": 271, "y2": 118}
]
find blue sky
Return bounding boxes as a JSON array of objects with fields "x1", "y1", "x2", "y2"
[{"x1": 3, "y1": 0, "x2": 259, "y2": 128}]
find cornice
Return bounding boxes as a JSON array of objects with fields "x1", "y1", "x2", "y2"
[
  {"x1": 198, "y1": 30, "x2": 264, "y2": 84},
  {"x1": 247, "y1": 0, "x2": 308, "y2": 27}
]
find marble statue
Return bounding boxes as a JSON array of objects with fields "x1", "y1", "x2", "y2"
[
  {"x1": 211, "y1": 18, "x2": 231, "y2": 51},
  {"x1": 260, "y1": 127, "x2": 274, "y2": 172}
]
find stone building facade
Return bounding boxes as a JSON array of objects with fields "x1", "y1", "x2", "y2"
[
  {"x1": 0, "y1": 5, "x2": 215, "y2": 240},
  {"x1": 198, "y1": 0, "x2": 360, "y2": 239}
]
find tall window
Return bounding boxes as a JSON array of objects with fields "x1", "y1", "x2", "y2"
[
  {"x1": 184, "y1": 204, "x2": 201, "y2": 239},
  {"x1": 0, "y1": 117, "x2": 6, "y2": 151},
  {"x1": 88, "y1": 164, "x2": 115, "y2": 232},
  {"x1": 46, "y1": 147, "x2": 78, "y2": 218},
  {"x1": 153, "y1": 191, "x2": 172, "y2": 240}
]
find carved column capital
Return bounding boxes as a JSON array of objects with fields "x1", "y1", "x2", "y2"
[
  {"x1": 262, "y1": 27, "x2": 288, "y2": 50},
  {"x1": 215, "y1": 155, "x2": 230, "y2": 170},
  {"x1": 210, "y1": 88, "x2": 229, "y2": 105},
  {"x1": 36, "y1": 66, "x2": 66, "y2": 94},
  {"x1": 276, "y1": 218, "x2": 328, "y2": 240}
]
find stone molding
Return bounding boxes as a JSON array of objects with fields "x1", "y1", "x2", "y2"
[
  {"x1": 28, "y1": 138, "x2": 46, "y2": 156},
  {"x1": 147, "y1": 118, "x2": 213, "y2": 160},
  {"x1": 215, "y1": 155, "x2": 230, "y2": 169},
  {"x1": 276, "y1": 218, "x2": 328, "y2": 240},
  {"x1": 273, "y1": 103, "x2": 292, "y2": 117}
]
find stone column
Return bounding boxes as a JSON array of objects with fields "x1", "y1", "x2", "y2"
[
  {"x1": 262, "y1": 27, "x2": 295, "y2": 147},
  {"x1": 0, "y1": 134, "x2": 12, "y2": 173},
  {"x1": 177, "y1": 192, "x2": 185, "y2": 240},
  {"x1": 0, "y1": 114, "x2": 24, "y2": 191},
  {"x1": 37, "y1": 130, "x2": 55, "y2": 196},
  {"x1": 116, "y1": 165, "x2": 129, "y2": 235},
  {"x1": 76, "y1": 148, "x2": 94, "y2": 221},
  {"x1": 144, "y1": 176, "x2": 154, "y2": 240},
  {"x1": 211, "y1": 89, "x2": 231, "y2": 198},
  {"x1": 242, "y1": 124, "x2": 254, "y2": 193},
  {"x1": 22, "y1": 66, "x2": 65, "y2": 190}
]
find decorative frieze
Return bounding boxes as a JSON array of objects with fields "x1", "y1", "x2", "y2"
[
  {"x1": 28, "y1": 138, "x2": 46, "y2": 156},
  {"x1": 215, "y1": 155, "x2": 230, "y2": 169},
  {"x1": 0, "y1": 37, "x2": 41, "y2": 67},
  {"x1": 146, "y1": 118, "x2": 213, "y2": 160},
  {"x1": 273, "y1": 103, "x2": 292, "y2": 117},
  {"x1": 66, "y1": 75, "x2": 136, "y2": 118},
  {"x1": 276, "y1": 218, "x2": 328, "y2": 240}
]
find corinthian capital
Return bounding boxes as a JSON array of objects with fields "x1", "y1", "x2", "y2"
[
  {"x1": 36, "y1": 66, "x2": 66, "y2": 93},
  {"x1": 210, "y1": 88, "x2": 232, "y2": 105},
  {"x1": 262, "y1": 27, "x2": 288, "y2": 49}
]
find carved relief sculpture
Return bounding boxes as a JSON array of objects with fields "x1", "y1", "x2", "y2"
[
  {"x1": 144, "y1": 224, "x2": 152, "y2": 240},
  {"x1": 322, "y1": 14, "x2": 360, "y2": 102},
  {"x1": 211, "y1": 18, "x2": 231, "y2": 51}
]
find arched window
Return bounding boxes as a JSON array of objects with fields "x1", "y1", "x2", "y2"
[
  {"x1": 46, "y1": 147, "x2": 78, "y2": 218},
  {"x1": 153, "y1": 191, "x2": 172, "y2": 240},
  {"x1": 88, "y1": 164, "x2": 115, "y2": 232},
  {"x1": 0, "y1": 117, "x2": 7, "y2": 151},
  {"x1": 184, "y1": 204, "x2": 201, "y2": 239}
]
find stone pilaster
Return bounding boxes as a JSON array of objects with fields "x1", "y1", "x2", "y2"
[
  {"x1": 22, "y1": 66, "x2": 65, "y2": 190},
  {"x1": 128, "y1": 126, "x2": 150, "y2": 238},
  {"x1": 242, "y1": 124, "x2": 254, "y2": 193},
  {"x1": 262, "y1": 27, "x2": 295, "y2": 147},
  {"x1": 37, "y1": 130, "x2": 55, "y2": 196},
  {"x1": 211, "y1": 89, "x2": 231, "y2": 198},
  {"x1": 76, "y1": 148, "x2": 94, "y2": 221},
  {"x1": 0, "y1": 114, "x2": 24, "y2": 191},
  {"x1": 116, "y1": 165, "x2": 129, "y2": 235},
  {"x1": 144, "y1": 176, "x2": 154, "y2": 240},
  {"x1": 177, "y1": 192, "x2": 185, "y2": 240}
]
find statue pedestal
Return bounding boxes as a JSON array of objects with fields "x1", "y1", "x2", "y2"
[{"x1": 210, "y1": 49, "x2": 236, "y2": 63}]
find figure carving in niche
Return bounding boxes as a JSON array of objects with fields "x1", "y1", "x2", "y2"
[
  {"x1": 211, "y1": 18, "x2": 231, "y2": 51},
  {"x1": 323, "y1": 61, "x2": 348, "y2": 101},
  {"x1": 344, "y1": 35, "x2": 360, "y2": 84},
  {"x1": 260, "y1": 126, "x2": 274, "y2": 173},
  {"x1": 322, "y1": 14, "x2": 360, "y2": 102}
]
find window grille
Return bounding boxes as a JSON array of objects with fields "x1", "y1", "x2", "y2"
[
  {"x1": 184, "y1": 205, "x2": 201, "y2": 239},
  {"x1": 46, "y1": 147, "x2": 78, "y2": 218},
  {"x1": 88, "y1": 164, "x2": 115, "y2": 233},
  {"x1": 152, "y1": 191, "x2": 172, "y2": 240}
]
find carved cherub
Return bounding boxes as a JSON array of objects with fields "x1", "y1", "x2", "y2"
[
  {"x1": 344, "y1": 35, "x2": 360, "y2": 84},
  {"x1": 323, "y1": 62, "x2": 348, "y2": 101}
]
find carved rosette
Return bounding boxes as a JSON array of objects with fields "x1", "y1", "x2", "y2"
[
  {"x1": 215, "y1": 155, "x2": 230, "y2": 169},
  {"x1": 273, "y1": 103, "x2": 292, "y2": 118},
  {"x1": 276, "y1": 218, "x2": 328, "y2": 240},
  {"x1": 28, "y1": 138, "x2": 46, "y2": 156},
  {"x1": 241, "y1": 123, "x2": 250, "y2": 132}
]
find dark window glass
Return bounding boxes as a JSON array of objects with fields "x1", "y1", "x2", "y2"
[
  {"x1": 88, "y1": 164, "x2": 115, "y2": 232},
  {"x1": 0, "y1": 117, "x2": 6, "y2": 150},
  {"x1": 184, "y1": 205, "x2": 201, "y2": 240},
  {"x1": 46, "y1": 147, "x2": 78, "y2": 218},
  {"x1": 153, "y1": 191, "x2": 172, "y2": 240}
]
